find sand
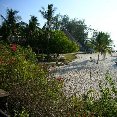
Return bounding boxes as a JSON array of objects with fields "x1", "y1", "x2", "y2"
[{"x1": 51, "y1": 53, "x2": 117, "y2": 99}]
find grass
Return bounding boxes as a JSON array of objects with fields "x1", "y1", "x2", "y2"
[
  {"x1": 63, "y1": 53, "x2": 77, "y2": 63},
  {"x1": 37, "y1": 53, "x2": 77, "y2": 67}
]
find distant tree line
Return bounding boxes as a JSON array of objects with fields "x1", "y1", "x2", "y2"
[{"x1": 0, "y1": 4, "x2": 113, "y2": 57}]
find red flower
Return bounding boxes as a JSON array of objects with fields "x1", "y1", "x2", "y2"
[
  {"x1": 56, "y1": 76, "x2": 63, "y2": 81},
  {"x1": 10, "y1": 44, "x2": 17, "y2": 52}
]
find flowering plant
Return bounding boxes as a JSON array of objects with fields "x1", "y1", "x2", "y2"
[{"x1": 10, "y1": 43, "x2": 17, "y2": 52}]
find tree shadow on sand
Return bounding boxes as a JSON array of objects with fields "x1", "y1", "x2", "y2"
[
  {"x1": 111, "y1": 57, "x2": 117, "y2": 62},
  {"x1": 53, "y1": 60, "x2": 97, "y2": 74},
  {"x1": 112, "y1": 63, "x2": 117, "y2": 69}
]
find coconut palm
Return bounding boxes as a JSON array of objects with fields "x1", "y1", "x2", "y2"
[
  {"x1": 27, "y1": 16, "x2": 40, "y2": 39},
  {"x1": 26, "y1": 16, "x2": 41, "y2": 49},
  {"x1": 0, "y1": 9, "x2": 21, "y2": 42},
  {"x1": 40, "y1": 4, "x2": 56, "y2": 31},
  {"x1": 39, "y1": 4, "x2": 56, "y2": 60},
  {"x1": 100, "y1": 34, "x2": 113, "y2": 59},
  {"x1": 91, "y1": 32, "x2": 112, "y2": 63}
]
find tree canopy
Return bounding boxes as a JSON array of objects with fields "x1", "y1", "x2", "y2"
[
  {"x1": 0, "y1": 5, "x2": 113, "y2": 56},
  {"x1": 91, "y1": 32, "x2": 113, "y2": 61}
]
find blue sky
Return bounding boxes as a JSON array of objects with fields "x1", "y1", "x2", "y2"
[{"x1": 0, "y1": 0, "x2": 117, "y2": 49}]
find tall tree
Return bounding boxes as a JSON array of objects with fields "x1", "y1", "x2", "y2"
[
  {"x1": 49, "y1": 30, "x2": 79, "y2": 54},
  {"x1": 40, "y1": 4, "x2": 56, "y2": 59},
  {"x1": 60, "y1": 15, "x2": 70, "y2": 30},
  {"x1": 18, "y1": 21, "x2": 28, "y2": 44},
  {"x1": 26, "y1": 16, "x2": 42, "y2": 52},
  {"x1": 27, "y1": 15, "x2": 40, "y2": 40},
  {"x1": 51, "y1": 14, "x2": 61, "y2": 30},
  {"x1": 40, "y1": 4, "x2": 56, "y2": 31},
  {"x1": 0, "y1": 9, "x2": 21, "y2": 42},
  {"x1": 59, "y1": 16, "x2": 88, "y2": 51}
]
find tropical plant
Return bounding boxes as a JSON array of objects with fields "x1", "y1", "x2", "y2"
[
  {"x1": 40, "y1": 4, "x2": 56, "y2": 31},
  {"x1": 49, "y1": 30, "x2": 79, "y2": 54},
  {"x1": 59, "y1": 16, "x2": 88, "y2": 51},
  {"x1": 1, "y1": 41, "x2": 117, "y2": 117},
  {"x1": 26, "y1": 16, "x2": 40, "y2": 46},
  {"x1": 0, "y1": 9, "x2": 21, "y2": 42},
  {"x1": 51, "y1": 14, "x2": 62, "y2": 30},
  {"x1": 39, "y1": 4, "x2": 56, "y2": 60},
  {"x1": 91, "y1": 32, "x2": 112, "y2": 63},
  {"x1": 0, "y1": 41, "x2": 61, "y2": 116}
]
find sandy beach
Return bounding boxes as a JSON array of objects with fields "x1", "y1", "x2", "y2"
[{"x1": 51, "y1": 53, "x2": 117, "y2": 98}]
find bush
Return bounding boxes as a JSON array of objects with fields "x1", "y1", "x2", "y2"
[
  {"x1": 0, "y1": 41, "x2": 67, "y2": 116},
  {"x1": 1, "y1": 41, "x2": 117, "y2": 117},
  {"x1": 49, "y1": 30, "x2": 79, "y2": 54}
]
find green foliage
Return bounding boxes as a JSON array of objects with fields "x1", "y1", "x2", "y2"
[
  {"x1": 60, "y1": 16, "x2": 88, "y2": 51},
  {"x1": 0, "y1": 9, "x2": 21, "y2": 42},
  {"x1": 0, "y1": 41, "x2": 38, "y2": 88},
  {"x1": 49, "y1": 30, "x2": 79, "y2": 54},
  {"x1": 1, "y1": 41, "x2": 117, "y2": 117},
  {"x1": 60, "y1": 72, "x2": 117, "y2": 117},
  {"x1": 26, "y1": 15, "x2": 41, "y2": 48},
  {"x1": 62, "y1": 53, "x2": 77, "y2": 63},
  {"x1": 14, "y1": 108, "x2": 29, "y2": 117},
  {"x1": 0, "y1": 7, "x2": 80, "y2": 55},
  {"x1": 92, "y1": 72, "x2": 117, "y2": 116},
  {"x1": 1, "y1": 6, "x2": 117, "y2": 117},
  {"x1": 0, "y1": 41, "x2": 64, "y2": 116},
  {"x1": 91, "y1": 32, "x2": 113, "y2": 61},
  {"x1": 40, "y1": 4, "x2": 56, "y2": 30},
  {"x1": 92, "y1": 32, "x2": 112, "y2": 53},
  {"x1": 0, "y1": 6, "x2": 114, "y2": 57}
]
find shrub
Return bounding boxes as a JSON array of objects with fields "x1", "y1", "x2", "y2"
[
  {"x1": 49, "y1": 30, "x2": 79, "y2": 54},
  {"x1": 0, "y1": 41, "x2": 65, "y2": 116},
  {"x1": 1, "y1": 41, "x2": 117, "y2": 117}
]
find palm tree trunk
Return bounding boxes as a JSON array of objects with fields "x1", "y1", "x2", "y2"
[
  {"x1": 97, "y1": 54, "x2": 99, "y2": 64},
  {"x1": 103, "y1": 53, "x2": 106, "y2": 60}
]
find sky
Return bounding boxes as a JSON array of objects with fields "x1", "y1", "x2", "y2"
[{"x1": 0, "y1": 0, "x2": 117, "y2": 49}]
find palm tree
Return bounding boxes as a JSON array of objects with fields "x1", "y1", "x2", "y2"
[
  {"x1": 100, "y1": 33, "x2": 112, "y2": 59},
  {"x1": 26, "y1": 16, "x2": 45, "y2": 54},
  {"x1": 0, "y1": 9, "x2": 21, "y2": 42},
  {"x1": 28, "y1": 16, "x2": 39, "y2": 38},
  {"x1": 91, "y1": 32, "x2": 112, "y2": 63},
  {"x1": 26, "y1": 16, "x2": 40, "y2": 47},
  {"x1": 40, "y1": 4, "x2": 56, "y2": 31},
  {"x1": 40, "y1": 4, "x2": 56, "y2": 60}
]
